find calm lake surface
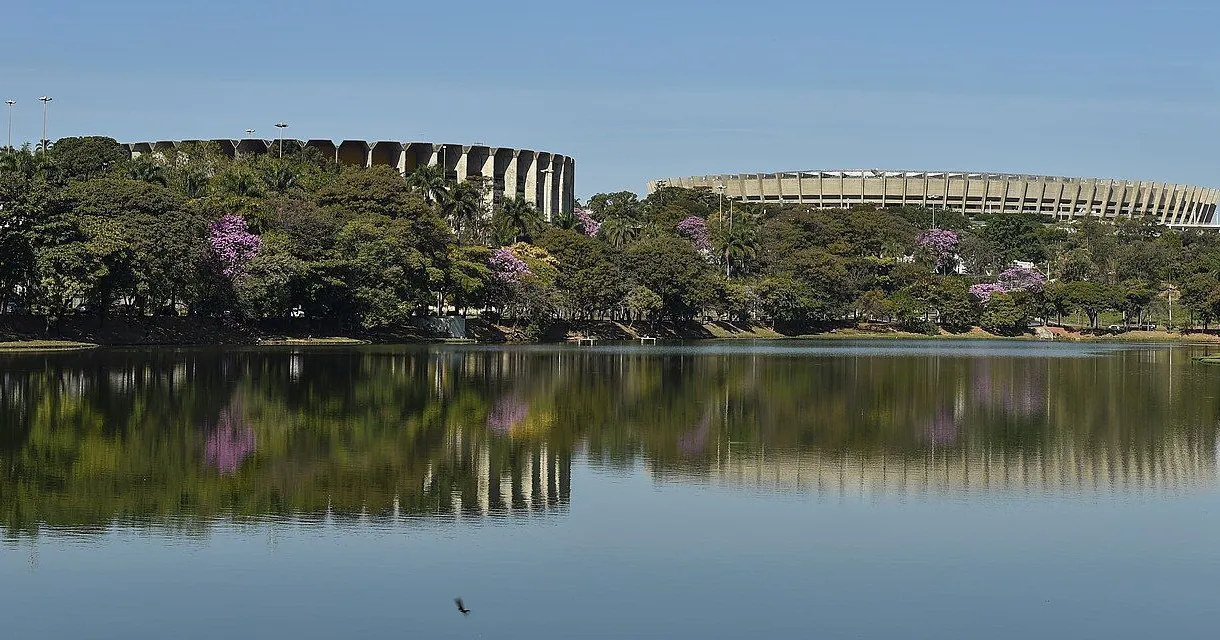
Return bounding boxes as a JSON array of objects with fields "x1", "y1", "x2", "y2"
[{"x1": 3, "y1": 340, "x2": 1219, "y2": 639}]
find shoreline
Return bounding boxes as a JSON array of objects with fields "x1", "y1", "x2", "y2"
[{"x1": 7, "y1": 324, "x2": 1220, "y2": 352}]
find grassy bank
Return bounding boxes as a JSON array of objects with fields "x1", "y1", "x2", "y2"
[
  {"x1": 7, "y1": 314, "x2": 1220, "y2": 348},
  {"x1": 0, "y1": 340, "x2": 98, "y2": 352}
]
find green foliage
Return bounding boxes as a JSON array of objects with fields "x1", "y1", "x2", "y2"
[
  {"x1": 1062, "y1": 280, "x2": 1118, "y2": 328},
  {"x1": 979, "y1": 292, "x2": 1026, "y2": 334},
  {"x1": 2, "y1": 142, "x2": 1214, "y2": 338},
  {"x1": 982, "y1": 212, "x2": 1045, "y2": 262},
  {"x1": 625, "y1": 285, "x2": 662, "y2": 322},
  {"x1": 495, "y1": 197, "x2": 543, "y2": 244},
  {"x1": 625, "y1": 236, "x2": 713, "y2": 320},
  {"x1": 47, "y1": 136, "x2": 128, "y2": 181}
]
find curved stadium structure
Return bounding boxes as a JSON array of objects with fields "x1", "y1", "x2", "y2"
[
  {"x1": 126, "y1": 139, "x2": 575, "y2": 218},
  {"x1": 649, "y1": 170, "x2": 1219, "y2": 227}
]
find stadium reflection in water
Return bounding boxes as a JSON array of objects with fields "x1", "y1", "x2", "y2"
[{"x1": 1, "y1": 342, "x2": 1216, "y2": 539}]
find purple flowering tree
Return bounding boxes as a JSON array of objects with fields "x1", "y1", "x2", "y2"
[
  {"x1": 969, "y1": 283, "x2": 1007, "y2": 303},
  {"x1": 997, "y1": 265, "x2": 1046, "y2": 293},
  {"x1": 489, "y1": 247, "x2": 532, "y2": 283},
  {"x1": 574, "y1": 208, "x2": 600, "y2": 237},
  {"x1": 676, "y1": 216, "x2": 711, "y2": 252},
  {"x1": 208, "y1": 214, "x2": 261, "y2": 278},
  {"x1": 971, "y1": 265, "x2": 1046, "y2": 303},
  {"x1": 917, "y1": 228, "x2": 959, "y2": 270}
]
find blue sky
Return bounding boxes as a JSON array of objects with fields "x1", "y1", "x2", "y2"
[{"x1": 5, "y1": 0, "x2": 1219, "y2": 198}]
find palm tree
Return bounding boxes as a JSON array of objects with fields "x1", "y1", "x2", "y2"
[
  {"x1": 127, "y1": 159, "x2": 168, "y2": 186},
  {"x1": 551, "y1": 209, "x2": 578, "y2": 231},
  {"x1": 442, "y1": 180, "x2": 484, "y2": 242},
  {"x1": 407, "y1": 164, "x2": 448, "y2": 204},
  {"x1": 718, "y1": 224, "x2": 759, "y2": 277},
  {"x1": 180, "y1": 169, "x2": 209, "y2": 198},
  {"x1": 599, "y1": 215, "x2": 639, "y2": 249},
  {"x1": 495, "y1": 197, "x2": 542, "y2": 244},
  {"x1": 0, "y1": 145, "x2": 55, "y2": 181},
  {"x1": 214, "y1": 168, "x2": 264, "y2": 198},
  {"x1": 261, "y1": 162, "x2": 298, "y2": 192}
]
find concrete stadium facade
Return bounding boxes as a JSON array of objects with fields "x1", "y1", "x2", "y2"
[
  {"x1": 125, "y1": 139, "x2": 575, "y2": 218},
  {"x1": 650, "y1": 170, "x2": 1220, "y2": 227}
]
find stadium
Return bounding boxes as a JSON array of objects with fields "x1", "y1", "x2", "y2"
[
  {"x1": 649, "y1": 170, "x2": 1219, "y2": 228},
  {"x1": 126, "y1": 139, "x2": 575, "y2": 218}
]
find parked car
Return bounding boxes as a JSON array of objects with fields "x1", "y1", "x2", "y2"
[{"x1": 1107, "y1": 324, "x2": 1122, "y2": 331}]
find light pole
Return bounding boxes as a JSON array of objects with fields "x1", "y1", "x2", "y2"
[
  {"x1": 245, "y1": 129, "x2": 255, "y2": 138},
  {"x1": 275, "y1": 122, "x2": 287, "y2": 158},
  {"x1": 4, "y1": 100, "x2": 13, "y2": 151},
  {"x1": 38, "y1": 96, "x2": 52, "y2": 153},
  {"x1": 655, "y1": 179, "x2": 667, "y2": 208}
]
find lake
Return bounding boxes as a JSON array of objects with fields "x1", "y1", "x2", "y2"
[{"x1": 2, "y1": 340, "x2": 1219, "y2": 639}]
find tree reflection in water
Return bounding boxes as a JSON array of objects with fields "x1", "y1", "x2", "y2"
[
  {"x1": 203, "y1": 400, "x2": 256, "y2": 475},
  {"x1": 0, "y1": 344, "x2": 1215, "y2": 538}
]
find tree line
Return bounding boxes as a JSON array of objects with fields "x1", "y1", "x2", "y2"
[{"x1": 5, "y1": 136, "x2": 1220, "y2": 337}]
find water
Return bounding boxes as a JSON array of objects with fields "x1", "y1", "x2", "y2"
[{"x1": 2, "y1": 340, "x2": 1219, "y2": 639}]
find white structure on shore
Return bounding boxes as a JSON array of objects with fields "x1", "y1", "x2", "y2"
[{"x1": 650, "y1": 169, "x2": 1219, "y2": 227}]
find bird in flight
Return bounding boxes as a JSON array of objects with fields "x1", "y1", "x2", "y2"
[{"x1": 454, "y1": 597, "x2": 471, "y2": 615}]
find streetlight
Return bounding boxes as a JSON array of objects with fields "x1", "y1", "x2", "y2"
[
  {"x1": 655, "y1": 179, "x2": 667, "y2": 207},
  {"x1": 245, "y1": 129, "x2": 255, "y2": 137},
  {"x1": 274, "y1": 122, "x2": 287, "y2": 158},
  {"x1": 38, "y1": 96, "x2": 52, "y2": 153},
  {"x1": 928, "y1": 194, "x2": 943, "y2": 229},
  {"x1": 4, "y1": 100, "x2": 14, "y2": 151}
]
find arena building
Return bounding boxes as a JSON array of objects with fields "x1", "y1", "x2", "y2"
[
  {"x1": 649, "y1": 170, "x2": 1219, "y2": 227},
  {"x1": 126, "y1": 139, "x2": 575, "y2": 218}
]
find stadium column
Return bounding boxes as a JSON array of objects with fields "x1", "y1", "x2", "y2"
[
  {"x1": 522, "y1": 151, "x2": 539, "y2": 208},
  {"x1": 480, "y1": 150, "x2": 497, "y2": 211},
  {"x1": 456, "y1": 147, "x2": 469, "y2": 184},
  {"x1": 565, "y1": 157, "x2": 576, "y2": 214},
  {"x1": 395, "y1": 147, "x2": 407, "y2": 175},
  {"x1": 504, "y1": 150, "x2": 520, "y2": 201}
]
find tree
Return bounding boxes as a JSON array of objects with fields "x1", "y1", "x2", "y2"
[
  {"x1": 981, "y1": 212, "x2": 1045, "y2": 262},
  {"x1": 1119, "y1": 280, "x2": 1155, "y2": 326},
  {"x1": 586, "y1": 191, "x2": 640, "y2": 220},
  {"x1": 625, "y1": 286, "x2": 662, "y2": 324},
  {"x1": 536, "y1": 228, "x2": 626, "y2": 319},
  {"x1": 1180, "y1": 273, "x2": 1219, "y2": 329},
  {"x1": 935, "y1": 278, "x2": 978, "y2": 330},
  {"x1": 47, "y1": 136, "x2": 127, "y2": 181},
  {"x1": 757, "y1": 250, "x2": 854, "y2": 326},
  {"x1": 718, "y1": 224, "x2": 760, "y2": 277},
  {"x1": 406, "y1": 164, "x2": 448, "y2": 204},
  {"x1": 495, "y1": 197, "x2": 543, "y2": 244},
  {"x1": 599, "y1": 215, "x2": 639, "y2": 249},
  {"x1": 442, "y1": 180, "x2": 484, "y2": 242},
  {"x1": 335, "y1": 216, "x2": 437, "y2": 328},
  {"x1": 625, "y1": 236, "x2": 713, "y2": 320},
  {"x1": 1062, "y1": 281, "x2": 1117, "y2": 329},
  {"x1": 127, "y1": 158, "x2": 168, "y2": 186},
  {"x1": 980, "y1": 292, "x2": 1026, "y2": 335}
]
